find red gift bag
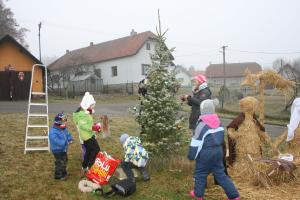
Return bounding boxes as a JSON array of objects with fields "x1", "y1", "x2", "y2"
[{"x1": 86, "y1": 152, "x2": 120, "y2": 185}]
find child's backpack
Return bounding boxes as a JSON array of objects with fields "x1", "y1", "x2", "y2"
[
  {"x1": 95, "y1": 179, "x2": 136, "y2": 197},
  {"x1": 86, "y1": 152, "x2": 120, "y2": 185}
]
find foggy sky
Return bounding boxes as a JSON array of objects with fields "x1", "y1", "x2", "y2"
[{"x1": 6, "y1": 0, "x2": 300, "y2": 69}]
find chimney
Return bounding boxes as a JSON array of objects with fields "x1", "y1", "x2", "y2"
[
  {"x1": 130, "y1": 29, "x2": 137, "y2": 36},
  {"x1": 90, "y1": 42, "x2": 94, "y2": 46},
  {"x1": 66, "y1": 49, "x2": 69, "y2": 54}
]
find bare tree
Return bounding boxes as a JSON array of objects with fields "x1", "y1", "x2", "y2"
[
  {"x1": 292, "y1": 57, "x2": 300, "y2": 73},
  {"x1": 188, "y1": 65, "x2": 195, "y2": 75},
  {"x1": 272, "y1": 58, "x2": 287, "y2": 72},
  {"x1": 0, "y1": 0, "x2": 28, "y2": 47},
  {"x1": 278, "y1": 62, "x2": 300, "y2": 110}
]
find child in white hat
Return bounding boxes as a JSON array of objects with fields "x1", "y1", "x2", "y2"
[{"x1": 73, "y1": 92, "x2": 102, "y2": 172}]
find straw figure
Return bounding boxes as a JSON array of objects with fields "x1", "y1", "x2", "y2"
[
  {"x1": 241, "y1": 69, "x2": 295, "y2": 125},
  {"x1": 227, "y1": 96, "x2": 274, "y2": 167},
  {"x1": 274, "y1": 98, "x2": 300, "y2": 163}
]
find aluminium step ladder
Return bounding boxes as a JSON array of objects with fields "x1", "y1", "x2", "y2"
[{"x1": 24, "y1": 64, "x2": 50, "y2": 154}]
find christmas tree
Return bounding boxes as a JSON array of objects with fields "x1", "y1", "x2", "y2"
[{"x1": 136, "y1": 11, "x2": 183, "y2": 156}]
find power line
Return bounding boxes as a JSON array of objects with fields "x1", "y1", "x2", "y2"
[
  {"x1": 174, "y1": 49, "x2": 220, "y2": 57},
  {"x1": 227, "y1": 48, "x2": 300, "y2": 55}
]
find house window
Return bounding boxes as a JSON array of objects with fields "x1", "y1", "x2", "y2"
[
  {"x1": 111, "y1": 66, "x2": 118, "y2": 77},
  {"x1": 141, "y1": 64, "x2": 150, "y2": 75},
  {"x1": 146, "y1": 43, "x2": 151, "y2": 50}
]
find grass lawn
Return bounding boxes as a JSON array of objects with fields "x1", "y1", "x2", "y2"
[{"x1": 1, "y1": 113, "x2": 300, "y2": 200}]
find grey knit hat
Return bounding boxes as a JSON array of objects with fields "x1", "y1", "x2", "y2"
[
  {"x1": 200, "y1": 99, "x2": 219, "y2": 115},
  {"x1": 119, "y1": 133, "x2": 129, "y2": 144}
]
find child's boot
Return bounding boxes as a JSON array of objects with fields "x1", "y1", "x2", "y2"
[
  {"x1": 139, "y1": 167, "x2": 150, "y2": 181},
  {"x1": 54, "y1": 171, "x2": 65, "y2": 180},
  {"x1": 189, "y1": 190, "x2": 203, "y2": 200}
]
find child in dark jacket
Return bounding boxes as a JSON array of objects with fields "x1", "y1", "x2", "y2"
[
  {"x1": 181, "y1": 74, "x2": 211, "y2": 131},
  {"x1": 188, "y1": 99, "x2": 240, "y2": 200},
  {"x1": 49, "y1": 112, "x2": 73, "y2": 180}
]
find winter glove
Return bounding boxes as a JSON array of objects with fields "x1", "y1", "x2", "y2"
[{"x1": 92, "y1": 123, "x2": 101, "y2": 132}]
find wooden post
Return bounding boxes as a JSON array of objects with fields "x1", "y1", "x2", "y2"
[{"x1": 258, "y1": 81, "x2": 265, "y2": 125}]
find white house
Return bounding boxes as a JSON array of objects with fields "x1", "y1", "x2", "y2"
[
  {"x1": 49, "y1": 30, "x2": 186, "y2": 93},
  {"x1": 174, "y1": 66, "x2": 192, "y2": 87},
  {"x1": 48, "y1": 30, "x2": 155, "y2": 92}
]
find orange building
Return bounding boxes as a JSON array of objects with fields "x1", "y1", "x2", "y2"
[{"x1": 0, "y1": 35, "x2": 44, "y2": 100}]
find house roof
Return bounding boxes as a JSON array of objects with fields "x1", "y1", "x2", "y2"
[
  {"x1": 0, "y1": 35, "x2": 42, "y2": 65},
  {"x1": 71, "y1": 73, "x2": 101, "y2": 81},
  {"x1": 206, "y1": 62, "x2": 262, "y2": 78},
  {"x1": 48, "y1": 31, "x2": 157, "y2": 71}
]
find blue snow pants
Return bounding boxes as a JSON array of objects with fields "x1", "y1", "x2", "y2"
[{"x1": 194, "y1": 146, "x2": 239, "y2": 199}]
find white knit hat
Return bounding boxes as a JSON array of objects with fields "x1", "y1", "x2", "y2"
[
  {"x1": 200, "y1": 99, "x2": 219, "y2": 115},
  {"x1": 80, "y1": 92, "x2": 96, "y2": 110}
]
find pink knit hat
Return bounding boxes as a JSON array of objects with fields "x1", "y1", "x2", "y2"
[{"x1": 192, "y1": 74, "x2": 206, "y2": 84}]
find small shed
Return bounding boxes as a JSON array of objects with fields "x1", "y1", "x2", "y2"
[
  {"x1": 0, "y1": 35, "x2": 44, "y2": 100},
  {"x1": 70, "y1": 73, "x2": 103, "y2": 95}
]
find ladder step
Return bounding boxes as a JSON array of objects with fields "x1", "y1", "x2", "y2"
[
  {"x1": 29, "y1": 103, "x2": 47, "y2": 106},
  {"x1": 25, "y1": 147, "x2": 49, "y2": 151},
  {"x1": 29, "y1": 113, "x2": 48, "y2": 117},
  {"x1": 27, "y1": 136, "x2": 48, "y2": 140},
  {"x1": 32, "y1": 92, "x2": 46, "y2": 95},
  {"x1": 28, "y1": 125, "x2": 48, "y2": 128}
]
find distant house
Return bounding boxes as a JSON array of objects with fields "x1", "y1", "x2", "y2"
[
  {"x1": 174, "y1": 66, "x2": 192, "y2": 87},
  {"x1": 0, "y1": 35, "x2": 44, "y2": 100},
  {"x1": 48, "y1": 30, "x2": 176, "y2": 93},
  {"x1": 205, "y1": 62, "x2": 262, "y2": 87}
]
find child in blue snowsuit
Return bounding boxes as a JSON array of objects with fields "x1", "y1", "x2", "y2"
[
  {"x1": 49, "y1": 112, "x2": 73, "y2": 180},
  {"x1": 188, "y1": 99, "x2": 240, "y2": 200}
]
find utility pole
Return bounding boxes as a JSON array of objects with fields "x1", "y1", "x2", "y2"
[
  {"x1": 280, "y1": 58, "x2": 283, "y2": 69},
  {"x1": 221, "y1": 45, "x2": 228, "y2": 109},
  {"x1": 221, "y1": 46, "x2": 228, "y2": 86},
  {"x1": 38, "y1": 22, "x2": 42, "y2": 62}
]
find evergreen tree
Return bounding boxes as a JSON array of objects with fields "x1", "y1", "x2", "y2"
[{"x1": 136, "y1": 11, "x2": 182, "y2": 156}]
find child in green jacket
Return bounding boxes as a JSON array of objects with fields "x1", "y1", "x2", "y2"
[{"x1": 73, "y1": 92, "x2": 101, "y2": 171}]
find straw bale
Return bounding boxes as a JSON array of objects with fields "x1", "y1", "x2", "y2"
[
  {"x1": 286, "y1": 128, "x2": 300, "y2": 159},
  {"x1": 274, "y1": 127, "x2": 300, "y2": 161},
  {"x1": 229, "y1": 154, "x2": 298, "y2": 189}
]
